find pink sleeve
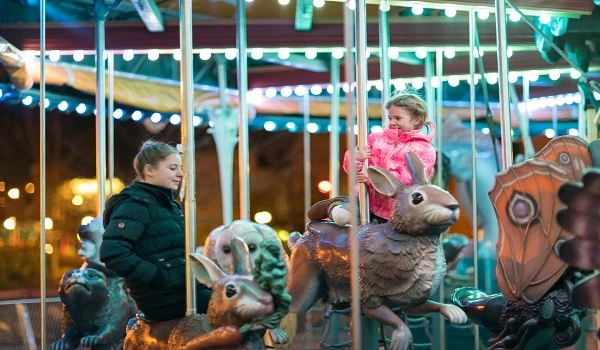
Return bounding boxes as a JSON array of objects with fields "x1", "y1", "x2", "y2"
[{"x1": 342, "y1": 148, "x2": 366, "y2": 174}]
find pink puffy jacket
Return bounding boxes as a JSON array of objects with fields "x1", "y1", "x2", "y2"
[{"x1": 343, "y1": 121, "x2": 436, "y2": 220}]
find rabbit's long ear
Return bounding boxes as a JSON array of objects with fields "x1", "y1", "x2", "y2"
[
  {"x1": 190, "y1": 253, "x2": 226, "y2": 289},
  {"x1": 231, "y1": 237, "x2": 253, "y2": 276},
  {"x1": 368, "y1": 166, "x2": 404, "y2": 198},
  {"x1": 406, "y1": 152, "x2": 429, "y2": 185}
]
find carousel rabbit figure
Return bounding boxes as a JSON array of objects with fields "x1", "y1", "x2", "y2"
[
  {"x1": 124, "y1": 236, "x2": 290, "y2": 349},
  {"x1": 287, "y1": 152, "x2": 467, "y2": 350}
]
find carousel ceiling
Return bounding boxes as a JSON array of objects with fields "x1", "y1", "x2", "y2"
[{"x1": 0, "y1": 0, "x2": 598, "y2": 131}]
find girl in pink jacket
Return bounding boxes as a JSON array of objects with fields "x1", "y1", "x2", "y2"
[{"x1": 308, "y1": 92, "x2": 436, "y2": 225}]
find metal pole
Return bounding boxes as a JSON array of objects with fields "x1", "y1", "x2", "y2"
[
  {"x1": 39, "y1": 0, "x2": 47, "y2": 347},
  {"x1": 425, "y1": 54, "x2": 435, "y2": 130},
  {"x1": 108, "y1": 51, "x2": 115, "y2": 196},
  {"x1": 356, "y1": 0, "x2": 380, "y2": 348},
  {"x1": 216, "y1": 55, "x2": 234, "y2": 225},
  {"x1": 95, "y1": 9, "x2": 107, "y2": 215},
  {"x1": 344, "y1": 2, "x2": 364, "y2": 349},
  {"x1": 577, "y1": 85, "x2": 587, "y2": 139},
  {"x1": 330, "y1": 58, "x2": 341, "y2": 198},
  {"x1": 520, "y1": 77, "x2": 535, "y2": 158},
  {"x1": 236, "y1": 0, "x2": 250, "y2": 220},
  {"x1": 355, "y1": 0, "x2": 369, "y2": 227},
  {"x1": 179, "y1": 0, "x2": 196, "y2": 315},
  {"x1": 552, "y1": 105, "x2": 558, "y2": 135},
  {"x1": 495, "y1": 0, "x2": 512, "y2": 169},
  {"x1": 303, "y1": 94, "x2": 311, "y2": 222},
  {"x1": 435, "y1": 49, "x2": 444, "y2": 188},
  {"x1": 379, "y1": 0, "x2": 390, "y2": 127},
  {"x1": 435, "y1": 48, "x2": 446, "y2": 350},
  {"x1": 469, "y1": 8, "x2": 480, "y2": 350}
]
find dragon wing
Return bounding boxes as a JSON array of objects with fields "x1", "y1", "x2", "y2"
[{"x1": 489, "y1": 136, "x2": 592, "y2": 304}]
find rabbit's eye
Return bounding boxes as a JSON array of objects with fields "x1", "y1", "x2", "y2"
[
  {"x1": 225, "y1": 284, "x2": 237, "y2": 298},
  {"x1": 248, "y1": 244, "x2": 257, "y2": 252},
  {"x1": 222, "y1": 246, "x2": 231, "y2": 254},
  {"x1": 87, "y1": 271, "x2": 96, "y2": 278},
  {"x1": 411, "y1": 193, "x2": 424, "y2": 205}
]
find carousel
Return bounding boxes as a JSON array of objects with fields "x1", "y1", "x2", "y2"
[{"x1": 0, "y1": 0, "x2": 598, "y2": 349}]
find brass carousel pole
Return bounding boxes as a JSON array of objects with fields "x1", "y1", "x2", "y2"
[
  {"x1": 237, "y1": 0, "x2": 250, "y2": 220},
  {"x1": 39, "y1": 0, "x2": 47, "y2": 347},
  {"x1": 495, "y1": 0, "x2": 512, "y2": 169},
  {"x1": 379, "y1": 0, "x2": 390, "y2": 127},
  {"x1": 469, "y1": 8, "x2": 480, "y2": 350},
  {"x1": 179, "y1": 0, "x2": 197, "y2": 315},
  {"x1": 330, "y1": 58, "x2": 340, "y2": 198}
]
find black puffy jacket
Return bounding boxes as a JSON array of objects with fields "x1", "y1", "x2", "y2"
[{"x1": 99, "y1": 181, "x2": 187, "y2": 320}]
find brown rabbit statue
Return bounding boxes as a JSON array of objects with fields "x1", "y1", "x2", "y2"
[
  {"x1": 124, "y1": 236, "x2": 288, "y2": 349},
  {"x1": 287, "y1": 152, "x2": 467, "y2": 350}
]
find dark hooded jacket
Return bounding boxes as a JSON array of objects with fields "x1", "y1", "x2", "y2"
[{"x1": 99, "y1": 181, "x2": 188, "y2": 321}]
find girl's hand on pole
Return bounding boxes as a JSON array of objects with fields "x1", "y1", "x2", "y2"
[{"x1": 356, "y1": 146, "x2": 371, "y2": 161}]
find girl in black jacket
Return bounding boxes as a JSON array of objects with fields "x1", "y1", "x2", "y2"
[{"x1": 100, "y1": 140, "x2": 211, "y2": 321}]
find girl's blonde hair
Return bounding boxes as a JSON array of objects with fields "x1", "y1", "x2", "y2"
[
  {"x1": 133, "y1": 140, "x2": 180, "y2": 180},
  {"x1": 384, "y1": 92, "x2": 428, "y2": 129}
]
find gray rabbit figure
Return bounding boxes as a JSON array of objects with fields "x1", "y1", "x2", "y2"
[{"x1": 287, "y1": 152, "x2": 468, "y2": 350}]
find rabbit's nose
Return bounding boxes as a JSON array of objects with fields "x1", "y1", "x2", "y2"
[{"x1": 446, "y1": 203, "x2": 459, "y2": 211}]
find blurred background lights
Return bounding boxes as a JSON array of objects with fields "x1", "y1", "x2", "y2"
[
  {"x1": 58, "y1": 101, "x2": 68, "y2": 111},
  {"x1": 72, "y1": 195, "x2": 84, "y2": 206},
  {"x1": 76, "y1": 103, "x2": 87, "y2": 114},
  {"x1": 254, "y1": 211, "x2": 272, "y2": 224},
  {"x1": 278, "y1": 229, "x2": 290, "y2": 242},
  {"x1": 169, "y1": 114, "x2": 181, "y2": 125},
  {"x1": 294, "y1": 85, "x2": 307, "y2": 96},
  {"x1": 73, "y1": 50, "x2": 85, "y2": 62},
  {"x1": 509, "y1": 11, "x2": 521, "y2": 22},
  {"x1": 539, "y1": 13, "x2": 551, "y2": 24},
  {"x1": 45, "y1": 243, "x2": 54, "y2": 255},
  {"x1": 549, "y1": 70, "x2": 561, "y2": 80},
  {"x1": 411, "y1": 4, "x2": 424, "y2": 15},
  {"x1": 331, "y1": 48, "x2": 344, "y2": 59},
  {"x1": 448, "y1": 76, "x2": 460, "y2": 87},
  {"x1": 25, "y1": 183, "x2": 34, "y2": 194},
  {"x1": 132, "y1": 110, "x2": 143, "y2": 121},
  {"x1": 278, "y1": 48, "x2": 291, "y2": 60},
  {"x1": 280, "y1": 86, "x2": 292, "y2": 97},
  {"x1": 307, "y1": 122, "x2": 319, "y2": 133},
  {"x1": 286, "y1": 121, "x2": 297, "y2": 131},
  {"x1": 310, "y1": 85, "x2": 323, "y2": 95},
  {"x1": 8, "y1": 188, "x2": 19, "y2": 199},
  {"x1": 313, "y1": 0, "x2": 325, "y2": 8},
  {"x1": 544, "y1": 128, "x2": 556, "y2": 138},
  {"x1": 415, "y1": 48, "x2": 427, "y2": 59},
  {"x1": 250, "y1": 48, "x2": 263, "y2": 60},
  {"x1": 123, "y1": 49, "x2": 134, "y2": 61},
  {"x1": 443, "y1": 48, "x2": 455, "y2": 59},
  {"x1": 81, "y1": 216, "x2": 94, "y2": 225},
  {"x1": 265, "y1": 87, "x2": 277, "y2": 98},
  {"x1": 370, "y1": 125, "x2": 383, "y2": 133},
  {"x1": 199, "y1": 49, "x2": 211, "y2": 60},
  {"x1": 317, "y1": 180, "x2": 332, "y2": 193},
  {"x1": 48, "y1": 50, "x2": 61, "y2": 62},
  {"x1": 113, "y1": 108, "x2": 124, "y2": 119},
  {"x1": 193, "y1": 115, "x2": 203, "y2": 127},
  {"x1": 477, "y1": 9, "x2": 490, "y2": 20},
  {"x1": 568, "y1": 128, "x2": 579, "y2": 136},
  {"x1": 225, "y1": 48, "x2": 237, "y2": 60},
  {"x1": 147, "y1": 49, "x2": 160, "y2": 61},
  {"x1": 21, "y1": 96, "x2": 33, "y2": 106},
  {"x1": 305, "y1": 48, "x2": 318, "y2": 60},
  {"x1": 3, "y1": 217, "x2": 16, "y2": 230},
  {"x1": 444, "y1": 7, "x2": 457, "y2": 17},
  {"x1": 45, "y1": 218, "x2": 53, "y2": 230},
  {"x1": 150, "y1": 112, "x2": 162, "y2": 123},
  {"x1": 263, "y1": 121, "x2": 276, "y2": 131}
]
